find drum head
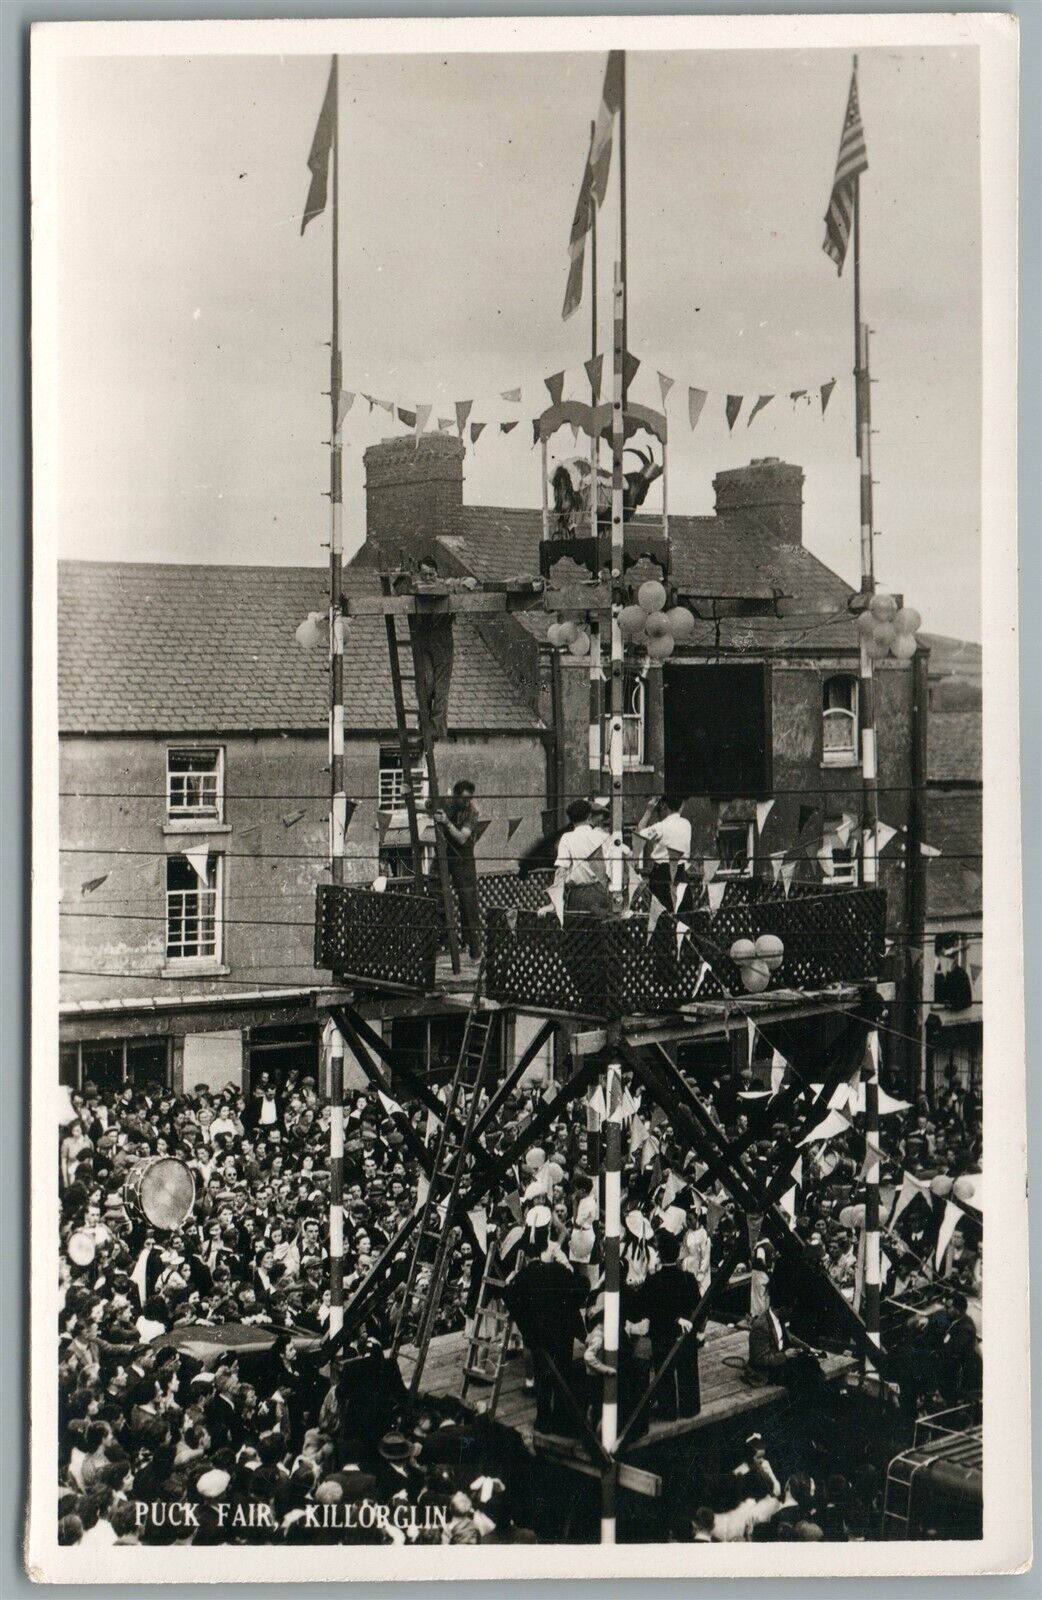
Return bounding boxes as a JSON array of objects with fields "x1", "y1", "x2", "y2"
[
  {"x1": 128, "y1": 1156, "x2": 196, "y2": 1229},
  {"x1": 67, "y1": 1229, "x2": 95, "y2": 1266}
]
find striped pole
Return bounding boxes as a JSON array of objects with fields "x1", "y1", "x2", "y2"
[
  {"x1": 600, "y1": 1051, "x2": 623, "y2": 1544},
  {"x1": 588, "y1": 173, "x2": 604, "y2": 795},
  {"x1": 853, "y1": 165, "x2": 880, "y2": 1356},
  {"x1": 326, "y1": 55, "x2": 345, "y2": 1337},
  {"x1": 607, "y1": 256, "x2": 625, "y2": 907}
]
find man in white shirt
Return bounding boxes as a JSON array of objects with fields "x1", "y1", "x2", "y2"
[
  {"x1": 636, "y1": 794, "x2": 691, "y2": 905},
  {"x1": 552, "y1": 799, "x2": 611, "y2": 915}
]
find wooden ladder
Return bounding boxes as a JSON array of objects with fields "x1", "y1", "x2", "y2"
[
  {"x1": 459, "y1": 1232, "x2": 515, "y2": 1417},
  {"x1": 381, "y1": 573, "x2": 461, "y2": 973},
  {"x1": 392, "y1": 989, "x2": 499, "y2": 1390}
]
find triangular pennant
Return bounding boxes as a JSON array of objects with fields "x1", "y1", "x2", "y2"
[
  {"x1": 506, "y1": 817, "x2": 523, "y2": 841},
  {"x1": 673, "y1": 880, "x2": 688, "y2": 913},
  {"x1": 504, "y1": 906, "x2": 518, "y2": 934},
  {"x1": 756, "y1": 799, "x2": 775, "y2": 834},
  {"x1": 397, "y1": 406, "x2": 416, "y2": 429},
  {"x1": 779, "y1": 1186, "x2": 797, "y2": 1223},
  {"x1": 688, "y1": 387, "x2": 708, "y2": 430},
  {"x1": 375, "y1": 399, "x2": 394, "y2": 417},
  {"x1": 531, "y1": 419, "x2": 541, "y2": 447},
  {"x1": 675, "y1": 920, "x2": 690, "y2": 959},
  {"x1": 935, "y1": 1199, "x2": 964, "y2": 1269},
  {"x1": 501, "y1": 387, "x2": 522, "y2": 404},
  {"x1": 455, "y1": 400, "x2": 473, "y2": 436},
  {"x1": 725, "y1": 394, "x2": 743, "y2": 431},
  {"x1": 623, "y1": 351, "x2": 641, "y2": 390},
  {"x1": 798, "y1": 1108, "x2": 850, "y2": 1146},
  {"x1": 789, "y1": 389, "x2": 807, "y2": 405},
  {"x1": 747, "y1": 394, "x2": 774, "y2": 426},
  {"x1": 657, "y1": 372, "x2": 674, "y2": 408},
  {"x1": 500, "y1": 420, "x2": 519, "y2": 435},
  {"x1": 878, "y1": 1087, "x2": 911, "y2": 1116},
  {"x1": 185, "y1": 847, "x2": 210, "y2": 886},
  {"x1": 707, "y1": 880, "x2": 725, "y2": 912},
  {"x1": 792, "y1": 1155, "x2": 803, "y2": 1189},
  {"x1": 470, "y1": 818, "x2": 492, "y2": 843},
  {"x1": 692, "y1": 959, "x2": 710, "y2": 998},
  {"x1": 625, "y1": 862, "x2": 642, "y2": 911},
  {"x1": 876, "y1": 821, "x2": 898, "y2": 853},
  {"x1": 336, "y1": 390, "x2": 355, "y2": 429},
  {"x1": 414, "y1": 403, "x2": 432, "y2": 437},
  {"x1": 376, "y1": 1089, "x2": 404, "y2": 1119},
  {"x1": 770, "y1": 851, "x2": 786, "y2": 883},
  {"x1": 969, "y1": 962, "x2": 982, "y2": 983},
  {"x1": 466, "y1": 1207, "x2": 489, "y2": 1256},
  {"x1": 820, "y1": 379, "x2": 836, "y2": 415},
  {"x1": 747, "y1": 1017, "x2": 756, "y2": 1067},
  {"x1": 770, "y1": 1050, "x2": 787, "y2": 1094},
  {"x1": 781, "y1": 861, "x2": 797, "y2": 896},
  {"x1": 544, "y1": 371, "x2": 566, "y2": 406},
  {"x1": 414, "y1": 1172, "x2": 430, "y2": 1211},
  {"x1": 470, "y1": 422, "x2": 486, "y2": 445},
  {"x1": 377, "y1": 809, "x2": 393, "y2": 842},
  {"x1": 646, "y1": 895, "x2": 666, "y2": 943},
  {"x1": 362, "y1": 394, "x2": 375, "y2": 412},
  {"x1": 437, "y1": 418, "x2": 454, "y2": 432},
  {"x1": 584, "y1": 355, "x2": 603, "y2": 401},
  {"x1": 888, "y1": 1171, "x2": 932, "y2": 1227},
  {"x1": 569, "y1": 423, "x2": 580, "y2": 445},
  {"x1": 798, "y1": 804, "x2": 818, "y2": 835},
  {"x1": 546, "y1": 883, "x2": 566, "y2": 926},
  {"x1": 920, "y1": 841, "x2": 942, "y2": 857},
  {"x1": 702, "y1": 857, "x2": 720, "y2": 885},
  {"x1": 80, "y1": 874, "x2": 109, "y2": 895}
]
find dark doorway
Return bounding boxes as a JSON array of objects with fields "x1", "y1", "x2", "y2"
[
  {"x1": 245, "y1": 1024, "x2": 319, "y2": 1096},
  {"x1": 662, "y1": 663, "x2": 772, "y2": 797}
]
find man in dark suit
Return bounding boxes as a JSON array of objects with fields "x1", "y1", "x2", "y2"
[
  {"x1": 502, "y1": 1215, "x2": 587, "y2": 1436},
  {"x1": 748, "y1": 1300, "x2": 823, "y2": 1396},
  {"x1": 633, "y1": 1232, "x2": 702, "y2": 1420}
]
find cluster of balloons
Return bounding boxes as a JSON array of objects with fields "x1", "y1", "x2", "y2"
[
  {"x1": 856, "y1": 593, "x2": 922, "y2": 660},
  {"x1": 838, "y1": 1203, "x2": 866, "y2": 1230},
  {"x1": 929, "y1": 1172, "x2": 981, "y2": 1203},
  {"x1": 617, "y1": 581, "x2": 697, "y2": 662},
  {"x1": 728, "y1": 933, "x2": 785, "y2": 994},
  {"x1": 546, "y1": 581, "x2": 699, "y2": 662},
  {"x1": 294, "y1": 611, "x2": 327, "y2": 651}
]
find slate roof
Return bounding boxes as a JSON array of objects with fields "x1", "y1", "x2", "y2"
[
  {"x1": 928, "y1": 712, "x2": 983, "y2": 785},
  {"x1": 58, "y1": 561, "x2": 541, "y2": 734},
  {"x1": 440, "y1": 506, "x2": 860, "y2": 652}
]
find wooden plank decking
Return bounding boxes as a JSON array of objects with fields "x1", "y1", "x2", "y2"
[{"x1": 401, "y1": 1321, "x2": 856, "y2": 1463}]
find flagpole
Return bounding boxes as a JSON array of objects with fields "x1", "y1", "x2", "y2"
[
  {"x1": 325, "y1": 53, "x2": 345, "y2": 1342},
  {"x1": 588, "y1": 119, "x2": 604, "y2": 794},
  {"x1": 851, "y1": 54, "x2": 881, "y2": 1359}
]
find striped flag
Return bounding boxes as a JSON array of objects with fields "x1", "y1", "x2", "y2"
[
  {"x1": 822, "y1": 68, "x2": 868, "y2": 273},
  {"x1": 562, "y1": 51, "x2": 624, "y2": 319}
]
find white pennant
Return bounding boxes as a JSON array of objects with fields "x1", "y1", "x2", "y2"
[
  {"x1": 779, "y1": 1186, "x2": 797, "y2": 1223},
  {"x1": 703, "y1": 857, "x2": 720, "y2": 885},
  {"x1": 675, "y1": 919, "x2": 690, "y2": 958},
  {"x1": 377, "y1": 1089, "x2": 404, "y2": 1119},
  {"x1": 692, "y1": 959, "x2": 710, "y2": 998},
  {"x1": 770, "y1": 851, "x2": 786, "y2": 883},
  {"x1": 707, "y1": 880, "x2": 725, "y2": 912},
  {"x1": 935, "y1": 1199, "x2": 964, "y2": 1270},
  {"x1": 798, "y1": 1108, "x2": 850, "y2": 1146},
  {"x1": 770, "y1": 1048, "x2": 787, "y2": 1094},
  {"x1": 185, "y1": 847, "x2": 210, "y2": 886},
  {"x1": 756, "y1": 799, "x2": 775, "y2": 833},
  {"x1": 888, "y1": 1170, "x2": 932, "y2": 1227},
  {"x1": 878, "y1": 1086, "x2": 912, "y2": 1116},
  {"x1": 920, "y1": 841, "x2": 942, "y2": 858},
  {"x1": 781, "y1": 861, "x2": 797, "y2": 896},
  {"x1": 673, "y1": 880, "x2": 688, "y2": 913},
  {"x1": 747, "y1": 1017, "x2": 756, "y2": 1067},
  {"x1": 646, "y1": 895, "x2": 666, "y2": 942},
  {"x1": 466, "y1": 1207, "x2": 489, "y2": 1256}
]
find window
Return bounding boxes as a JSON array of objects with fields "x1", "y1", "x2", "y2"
[
  {"x1": 71, "y1": 1038, "x2": 171, "y2": 1092},
  {"x1": 166, "y1": 852, "x2": 222, "y2": 962},
  {"x1": 822, "y1": 676, "x2": 858, "y2": 765},
  {"x1": 378, "y1": 744, "x2": 428, "y2": 815},
  {"x1": 604, "y1": 670, "x2": 646, "y2": 768},
  {"x1": 378, "y1": 841, "x2": 433, "y2": 886},
  {"x1": 167, "y1": 748, "x2": 223, "y2": 820},
  {"x1": 662, "y1": 664, "x2": 772, "y2": 797},
  {"x1": 823, "y1": 820, "x2": 859, "y2": 885},
  {"x1": 716, "y1": 822, "x2": 754, "y2": 878}
]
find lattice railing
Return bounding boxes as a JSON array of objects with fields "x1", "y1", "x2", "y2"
[{"x1": 315, "y1": 883, "x2": 441, "y2": 990}]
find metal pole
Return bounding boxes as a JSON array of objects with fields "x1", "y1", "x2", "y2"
[
  {"x1": 588, "y1": 126, "x2": 604, "y2": 792},
  {"x1": 326, "y1": 54, "x2": 345, "y2": 1339},
  {"x1": 600, "y1": 1049, "x2": 622, "y2": 1544}
]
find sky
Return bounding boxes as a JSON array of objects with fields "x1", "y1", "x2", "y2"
[{"x1": 50, "y1": 44, "x2": 981, "y2": 640}]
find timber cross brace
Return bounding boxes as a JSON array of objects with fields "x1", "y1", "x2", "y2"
[{"x1": 323, "y1": 995, "x2": 887, "y2": 1441}]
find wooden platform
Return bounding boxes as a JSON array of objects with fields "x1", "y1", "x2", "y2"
[{"x1": 401, "y1": 1322, "x2": 856, "y2": 1462}]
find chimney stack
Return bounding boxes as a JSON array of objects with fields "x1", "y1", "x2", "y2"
[
  {"x1": 713, "y1": 458, "x2": 805, "y2": 546},
  {"x1": 363, "y1": 434, "x2": 465, "y2": 565}
]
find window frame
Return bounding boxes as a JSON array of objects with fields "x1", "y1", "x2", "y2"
[
  {"x1": 167, "y1": 746, "x2": 225, "y2": 821},
  {"x1": 66, "y1": 1037, "x2": 172, "y2": 1092},
  {"x1": 822, "y1": 821, "x2": 860, "y2": 886},
  {"x1": 822, "y1": 675, "x2": 859, "y2": 767},
  {"x1": 165, "y1": 851, "x2": 223, "y2": 965},
  {"x1": 715, "y1": 821, "x2": 756, "y2": 879},
  {"x1": 378, "y1": 743, "x2": 429, "y2": 817},
  {"x1": 603, "y1": 669, "x2": 647, "y2": 769}
]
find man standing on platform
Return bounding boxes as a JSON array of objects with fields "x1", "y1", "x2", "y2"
[
  {"x1": 634, "y1": 1231, "x2": 702, "y2": 1421},
  {"x1": 434, "y1": 778, "x2": 482, "y2": 960},
  {"x1": 502, "y1": 1208, "x2": 587, "y2": 1437},
  {"x1": 635, "y1": 794, "x2": 692, "y2": 907}
]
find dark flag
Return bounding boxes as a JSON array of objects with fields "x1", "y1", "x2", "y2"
[
  {"x1": 301, "y1": 58, "x2": 337, "y2": 235},
  {"x1": 562, "y1": 51, "x2": 624, "y2": 319},
  {"x1": 823, "y1": 68, "x2": 868, "y2": 273}
]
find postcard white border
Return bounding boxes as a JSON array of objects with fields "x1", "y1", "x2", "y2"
[{"x1": 28, "y1": 10, "x2": 1027, "y2": 1582}]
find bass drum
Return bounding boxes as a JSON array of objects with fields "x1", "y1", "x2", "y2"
[
  {"x1": 67, "y1": 1229, "x2": 96, "y2": 1267},
  {"x1": 124, "y1": 1156, "x2": 196, "y2": 1230}
]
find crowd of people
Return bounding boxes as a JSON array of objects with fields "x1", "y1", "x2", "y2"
[{"x1": 56, "y1": 1024, "x2": 982, "y2": 1547}]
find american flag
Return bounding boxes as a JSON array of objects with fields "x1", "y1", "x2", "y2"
[{"x1": 823, "y1": 69, "x2": 868, "y2": 273}]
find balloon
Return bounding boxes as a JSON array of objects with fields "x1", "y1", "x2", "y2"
[
  {"x1": 893, "y1": 607, "x2": 922, "y2": 635},
  {"x1": 646, "y1": 633, "x2": 675, "y2": 661},
  {"x1": 953, "y1": 1174, "x2": 979, "y2": 1203},
  {"x1": 867, "y1": 637, "x2": 890, "y2": 661},
  {"x1": 295, "y1": 612, "x2": 324, "y2": 651},
  {"x1": 568, "y1": 631, "x2": 591, "y2": 657},
  {"x1": 891, "y1": 632, "x2": 917, "y2": 659},
  {"x1": 930, "y1": 1174, "x2": 953, "y2": 1197},
  {"x1": 637, "y1": 580, "x2": 667, "y2": 614},
  {"x1": 730, "y1": 938, "x2": 757, "y2": 966},
  {"x1": 546, "y1": 622, "x2": 563, "y2": 647},
  {"x1": 857, "y1": 611, "x2": 877, "y2": 637},
  {"x1": 557, "y1": 620, "x2": 579, "y2": 645},
  {"x1": 644, "y1": 612, "x2": 672, "y2": 639},
  {"x1": 873, "y1": 622, "x2": 896, "y2": 650},
  {"x1": 741, "y1": 959, "x2": 771, "y2": 994},
  {"x1": 755, "y1": 933, "x2": 784, "y2": 971},
  {"x1": 664, "y1": 606, "x2": 696, "y2": 642},
  {"x1": 839, "y1": 1204, "x2": 866, "y2": 1230},
  {"x1": 629, "y1": 629, "x2": 649, "y2": 649},
  {"x1": 619, "y1": 604, "x2": 647, "y2": 637},
  {"x1": 870, "y1": 593, "x2": 898, "y2": 622}
]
